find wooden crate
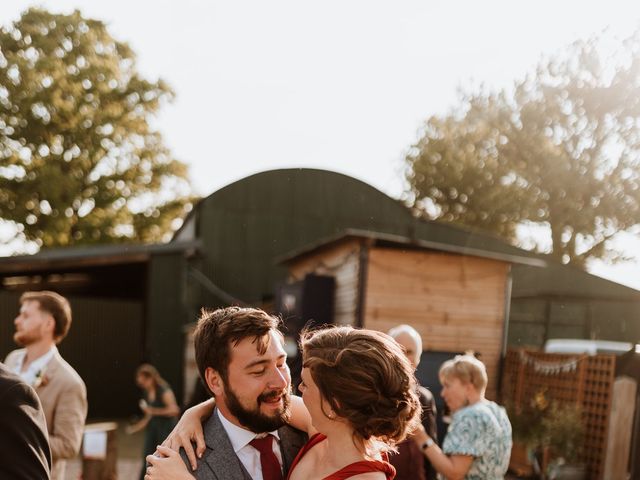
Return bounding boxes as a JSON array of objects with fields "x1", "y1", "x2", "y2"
[{"x1": 502, "y1": 349, "x2": 615, "y2": 480}]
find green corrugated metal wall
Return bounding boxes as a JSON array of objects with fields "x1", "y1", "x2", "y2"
[
  {"x1": 0, "y1": 291, "x2": 144, "y2": 417},
  {"x1": 146, "y1": 252, "x2": 188, "y2": 403},
  {"x1": 192, "y1": 168, "x2": 535, "y2": 305},
  {"x1": 186, "y1": 168, "x2": 640, "y2": 347},
  {"x1": 508, "y1": 298, "x2": 640, "y2": 347}
]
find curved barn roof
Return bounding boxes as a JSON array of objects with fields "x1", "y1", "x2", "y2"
[{"x1": 174, "y1": 168, "x2": 638, "y2": 304}]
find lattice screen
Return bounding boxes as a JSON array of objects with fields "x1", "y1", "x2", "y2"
[{"x1": 502, "y1": 349, "x2": 615, "y2": 480}]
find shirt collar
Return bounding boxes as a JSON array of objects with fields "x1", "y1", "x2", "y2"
[
  {"x1": 13, "y1": 346, "x2": 57, "y2": 385},
  {"x1": 30, "y1": 345, "x2": 57, "y2": 370},
  {"x1": 216, "y1": 408, "x2": 281, "y2": 453}
]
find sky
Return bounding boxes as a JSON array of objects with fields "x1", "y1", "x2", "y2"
[{"x1": 1, "y1": 0, "x2": 639, "y2": 289}]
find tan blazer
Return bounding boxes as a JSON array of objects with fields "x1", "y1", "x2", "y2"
[{"x1": 5, "y1": 349, "x2": 88, "y2": 480}]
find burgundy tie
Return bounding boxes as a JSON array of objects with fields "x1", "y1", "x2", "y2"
[{"x1": 249, "y1": 434, "x2": 283, "y2": 480}]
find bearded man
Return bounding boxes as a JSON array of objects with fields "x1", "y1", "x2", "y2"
[
  {"x1": 5, "y1": 291, "x2": 87, "y2": 480},
  {"x1": 175, "y1": 307, "x2": 307, "y2": 480}
]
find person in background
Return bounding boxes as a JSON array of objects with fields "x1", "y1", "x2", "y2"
[
  {"x1": 414, "y1": 354, "x2": 512, "y2": 480},
  {"x1": 0, "y1": 361, "x2": 51, "y2": 479},
  {"x1": 5, "y1": 290, "x2": 87, "y2": 480},
  {"x1": 127, "y1": 363, "x2": 181, "y2": 480},
  {"x1": 387, "y1": 324, "x2": 438, "y2": 480}
]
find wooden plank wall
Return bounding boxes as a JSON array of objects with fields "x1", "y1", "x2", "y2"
[
  {"x1": 287, "y1": 239, "x2": 362, "y2": 326},
  {"x1": 362, "y1": 248, "x2": 510, "y2": 400}
]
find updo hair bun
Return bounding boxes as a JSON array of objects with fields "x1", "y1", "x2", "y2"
[{"x1": 301, "y1": 326, "x2": 422, "y2": 448}]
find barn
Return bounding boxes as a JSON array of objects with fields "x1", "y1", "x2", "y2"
[{"x1": 1, "y1": 168, "x2": 638, "y2": 417}]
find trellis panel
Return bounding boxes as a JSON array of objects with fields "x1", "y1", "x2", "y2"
[{"x1": 502, "y1": 349, "x2": 616, "y2": 480}]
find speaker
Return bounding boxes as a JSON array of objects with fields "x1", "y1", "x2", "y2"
[
  {"x1": 275, "y1": 274, "x2": 335, "y2": 392},
  {"x1": 276, "y1": 273, "x2": 335, "y2": 333}
]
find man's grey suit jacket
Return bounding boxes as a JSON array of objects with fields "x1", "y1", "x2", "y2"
[{"x1": 181, "y1": 408, "x2": 308, "y2": 480}]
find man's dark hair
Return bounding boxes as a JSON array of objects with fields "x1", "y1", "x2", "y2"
[
  {"x1": 20, "y1": 291, "x2": 72, "y2": 343},
  {"x1": 193, "y1": 307, "x2": 282, "y2": 389}
]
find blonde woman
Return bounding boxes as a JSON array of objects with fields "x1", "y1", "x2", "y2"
[{"x1": 413, "y1": 354, "x2": 512, "y2": 480}]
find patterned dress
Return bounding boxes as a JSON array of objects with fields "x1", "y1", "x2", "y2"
[{"x1": 442, "y1": 400, "x2": 512, "y2": 479}]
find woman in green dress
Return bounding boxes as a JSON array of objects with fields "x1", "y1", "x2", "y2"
[{"x1": 128, "y1": 364, "x2": 180, "y2": 480}]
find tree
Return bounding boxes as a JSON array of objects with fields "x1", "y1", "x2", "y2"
[
  {"x1": 405, "y1": 31, "x2": 640, "y2": 268},
  {"x1": 0, "y1": 8, "x2": 193, "y2": 249}
]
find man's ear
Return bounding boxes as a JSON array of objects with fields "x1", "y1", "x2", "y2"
[
  {"x1": 205, "y1": 367, "x2": 224, "y2": 396},
  {"x1": 42, "y1": 314, "x2": 56, "y2": 338}
]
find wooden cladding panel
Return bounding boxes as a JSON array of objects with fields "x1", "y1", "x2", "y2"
[
  {"x1": 363, "y1": 248, "x2": 510, "y2": 400},
  {"x1": 366, "y1": 296, "x2": 505, "y2": 321},
  {"x1": 287, "y1": 239, "x2": 361, "y2": 326}
]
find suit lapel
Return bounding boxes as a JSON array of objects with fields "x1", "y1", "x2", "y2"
[
  {"x1": 203, "y1": 410, "x2": 252, "y2": 480},
  {"x1": 35, "y1": 353, "x2": 60, "y2": 393},
  {"x1": 278, "y1": 426, "x2": 307, "y2": 476}
]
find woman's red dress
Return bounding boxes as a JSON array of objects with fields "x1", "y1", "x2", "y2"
[{"x1": 286, "y1": 433, "x2": 396, "y2": 480}]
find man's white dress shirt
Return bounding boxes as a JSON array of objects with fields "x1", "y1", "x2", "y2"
[
  {"x1": 217, "y1": 409, "x2": 284, "y2": 480},
  {"x1": 11, "y1": 346, "x2": 57, "y2": 387}
]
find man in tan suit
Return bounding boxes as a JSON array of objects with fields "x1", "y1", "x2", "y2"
[{"x1": 5, "y1": 291, "x2": 88, "y2": 480}]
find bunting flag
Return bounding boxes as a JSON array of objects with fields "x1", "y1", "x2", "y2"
[{"x1": 518, "y1": 350, "x2": 582, "y2": 375}]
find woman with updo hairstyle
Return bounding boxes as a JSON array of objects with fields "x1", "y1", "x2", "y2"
[
  {"x1": 288, "y1": 326, "x2": 422, "y2": 479},
  {"x1": 413, "y1": 354, "x2": 512, "y2": 479},
  {"x1": 147, "y1": 326, "x2": 422, "y2": 480}
]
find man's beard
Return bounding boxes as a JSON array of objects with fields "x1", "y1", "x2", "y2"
[
  {"x1": 225, "y1": 382, "x2": 291, "y2": 433},
  {"x1": 13, "y1": 330, "x2": 40, "y2": 347}
]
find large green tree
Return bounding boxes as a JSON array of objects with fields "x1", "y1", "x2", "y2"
[
  {"x1": 405, "y1": 31, "x2": 640, "y2": 268},
  {"x1": 0, "y1": 8, "x2": 193, "y2": 249}
]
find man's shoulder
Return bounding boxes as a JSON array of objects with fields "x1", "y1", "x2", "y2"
[
  {"x1": 179, "y1": 448, "x2": 213, "y2": 479},
  {"x1": 278, "y1": 424, "x2": 308, "y2": 445},
  {"x1": 4, "y1": 349, "x2": 25, "y2": 367},
  {"x1": 179, "y1": 413, "x2": 229, "y2": 479},
  {"x1": 50, "y1": 353, "x2": 86, "y2": 390},
  {"x1": 202, "y1": 409, "x2": 227, "y2": 441},
  {"x1": 278, "y1": 424, "x2": 308, "y2": 472}
]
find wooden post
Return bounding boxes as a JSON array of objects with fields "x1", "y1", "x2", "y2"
[{"x1": 603, "y1": 377, "x2": 638, "y2": 480}]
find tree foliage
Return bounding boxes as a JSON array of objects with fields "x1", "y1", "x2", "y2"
[
  {"x1": 405, "y1": 31, "x2": 640, "y2": 268},
  {"x1": 0, "y1": 8, "x2": 193, "y2": 249}
]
